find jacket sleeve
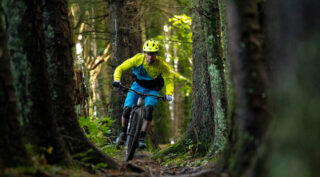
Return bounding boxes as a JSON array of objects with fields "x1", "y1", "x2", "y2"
[
  {"x1": 162, "y1": 62, "x2": 174, "y2": 95},
  {"x1": 113, "y1": 54, "x2": 140, "y2": 81}
]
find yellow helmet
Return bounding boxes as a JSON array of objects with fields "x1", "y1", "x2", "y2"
[{"x1": 143, "y1": 39, "x2": 159, "y2": 52}]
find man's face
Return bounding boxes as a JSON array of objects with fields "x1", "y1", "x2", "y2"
[{"x1": 145, "y1": 52, "x2": 157, "y2": 65}]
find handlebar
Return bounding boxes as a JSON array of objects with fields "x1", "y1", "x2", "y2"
[{"x1": 116, "y1": 84, "x2": 167, "y2": 101}]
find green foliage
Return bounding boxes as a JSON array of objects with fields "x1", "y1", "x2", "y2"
[
  {"x1": 155, "y1": 14, "x2": 192, "y2": 67},
  {"x1": 169, "y1": 14, "x2": 192, "y2": 40},
  {"x1": 94, "y1": 162, "x2": 108, "y2": 169},
  {"x1": 154, "y1": 138, "x2": 194, "y2": 160},
  {"x1": 78, "y1": 116, "x2": 122, "y2": 158},
  {"x1": 101, "y1": 144, "x2": 123, "y2": 159},
  {"x1": 71, "y1": 149, "x2": 109, "y2": 169},
  {"x1": 154, "y1": 138, "x2": 210, "y2": 168},
  {"x1": 78, "y1": 116, "x2": 114, "y2": 147},
  {"x1": 71, "y1": 148, "x2": 94, "y2": 163}
]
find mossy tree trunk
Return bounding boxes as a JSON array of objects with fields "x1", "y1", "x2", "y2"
[
  {"x1": 0, "y1": 9, "x2": 31, "y2": 168},
  {"x1": 202, "y1": 0, "x2": 228, "y2": 157},
  {"x1": 225, "y1": 0, "x2": 269, "y2": 176},
  {"x1": 185, "y1": 0, "x2": 215, "y2": 155},
  {"x1": 217, "y1": 0, "x2": 236, "y2": 168},
  {"x1": 2, "y1": 0, "x2": 71, "y2": 164},
  {"x1": 182, "y1": 0, "x2": 227, "y2": 156},
  {"x1": 43, "y1": 0, "x2": 120, "y2": 168},
  {"x1": 108, "y1": 0, "x2": 142, "y2": 135}
]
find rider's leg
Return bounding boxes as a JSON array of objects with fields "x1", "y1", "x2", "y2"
[
  {"x1": 141, "y1": 105, "x2": 153, "y2": 132},
  {"x1": 122, "y1": 117, "x2": 128, "y2": 132},
  {"x1": 138, "y1": 87, "x2": 159, "y2": 148},
  {"x1": 140, "y1": 94, "x2": 158, "y2": 137},
  {"x1": 139, "y1": 105, "x2": 153, "y2": 149},
  {"x1": 117, "y1": 107, "x2": 131, "y2": 145},
  {"x1": 141, "y1": 120, "x2": 151, "y2": 132},
  {"x1": 121, "y1": 107, "x2": 131, "y2": 133},
  {"x1": 118, "y1": 87, "x2": 138, "y2": 145},
  {"x1": 122, "y1": 88, "x2": 139, "y2": 132}
]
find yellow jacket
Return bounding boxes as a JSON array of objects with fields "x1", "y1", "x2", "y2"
[{"x1": 114, "y1": 53, "x2": 174, "y2": 95}]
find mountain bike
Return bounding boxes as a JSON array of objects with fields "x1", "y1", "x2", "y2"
[{"x1": 117, "y1": 84, "x2": 166, "y2": 161}]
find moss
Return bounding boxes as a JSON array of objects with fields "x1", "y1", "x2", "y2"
[
  {"x1": 207, "y1": 99, "x2": 228, "y2": 157},
  {"x1": 202, "y1": 0, "x2": 228, "y2": 159},
  {"x1": 153, "y1": 136, "x2": 188, "y2": 160},
  {"x1": 1, "y1": 0, "x2": 32, "y2": 123}
]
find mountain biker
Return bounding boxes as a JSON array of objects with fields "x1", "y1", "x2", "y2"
[{"x1": 113, "y1": 39, "x2": 174, "y2": 149}]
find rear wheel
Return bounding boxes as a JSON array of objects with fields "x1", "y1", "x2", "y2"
[{"x1": 124, "y1": 108, "x2": 144, "y2": 161}]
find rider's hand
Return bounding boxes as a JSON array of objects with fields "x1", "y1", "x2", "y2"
[
  {"x1": 165, "y1": 95, "x2": 173, "y2": 101},
  {"x1": 113, "y1": 81, "x2": 121, "y2": 88}
]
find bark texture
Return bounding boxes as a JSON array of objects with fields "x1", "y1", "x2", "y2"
[
  {"x1": 0, "y1": 9, "x2": 30, "y2": 168},
  {"x1": 217, "y1": 0, "x2": 236, "y2": 168},
  {"x1": 202, "y1": 0, "x2": 228, "y2": 157},
  {"x1": 226, "y1": 0, "x2": 269, "y2": 176},
  {"x1": 2, "y1": 0, "x2": 70, "y2": 164},
  {"x1": 185, "y1": 0, "x2": 215, "y2": 154},
  {"x1": 44, "y1": 0, "x2": 119, "y2": 168}
]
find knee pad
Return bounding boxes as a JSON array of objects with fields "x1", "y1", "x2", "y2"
[
  {"x1": 122, "y1": 107, "x2": 132, "y2": 119},
  {"x1": 145, "y1": 105, "x2": 154, "y2": 121}
]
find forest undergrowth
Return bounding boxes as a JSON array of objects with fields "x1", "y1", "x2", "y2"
[{"x1": 2, "y1": 116, "x2": 212, "y2": 177}]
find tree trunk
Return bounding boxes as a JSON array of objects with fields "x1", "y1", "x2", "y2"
[
  {"x1": 108, "y1": 0, "x2": 142, "y2": 135},
  {"x1": 2, "y1": 0, "x2": 71, "y2": 164},
  {"x1": 185, "y1": 0, "x2": 228, "y2": 157},
  {"x1": 44, "y1": 0, "x2": 120, "y2": 168},
  {"x1": 202, "y1": 0, "x2": 228, "y2": 157},
  {"x1": 0, "y1": 9, "x2": 30, "y2": 168},
  {"x1": 226, "y1": 0, "x2": 269, "y2": 176},
  {"x1": 185, "y1": 0, "x2": 215, "y2": 155},
  {"x1": 216, "y1": 0, "x2": 236, "y2": 168}
]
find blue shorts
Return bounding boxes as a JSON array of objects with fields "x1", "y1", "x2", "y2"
[{"x1": 123, "y1": 82, "x2": 160, "y2": 109}]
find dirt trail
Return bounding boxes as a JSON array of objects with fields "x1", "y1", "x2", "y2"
[
  {"x1": 131, "y1": 152, "x2": 188, "y2": 176},
  {"x1": 97, "y1": 151, "x2": 212, "y2": 177}
]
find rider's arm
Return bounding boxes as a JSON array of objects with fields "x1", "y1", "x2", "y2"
[
  {"x1": 162, "y1": 62, "x2": 174, "y2": 95},
  {"x1": 113, "y1": 54, "x2": 142, "y2": 81}
]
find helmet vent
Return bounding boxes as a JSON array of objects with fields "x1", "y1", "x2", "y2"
[{"x1": 143, "y1": 39, "x2": 159, "y2": 52}]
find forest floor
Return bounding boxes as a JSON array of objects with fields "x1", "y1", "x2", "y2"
[
  {"x1": 2, "y1": 148, "x2": 221, "y2": 177},
  {"x1": 97, "y1": 150, "x2": 220, "y2": 177}
]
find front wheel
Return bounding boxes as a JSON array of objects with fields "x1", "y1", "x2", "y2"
[{"x1": 124, "y1": 108, "x2": 144, "y2": 161}]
